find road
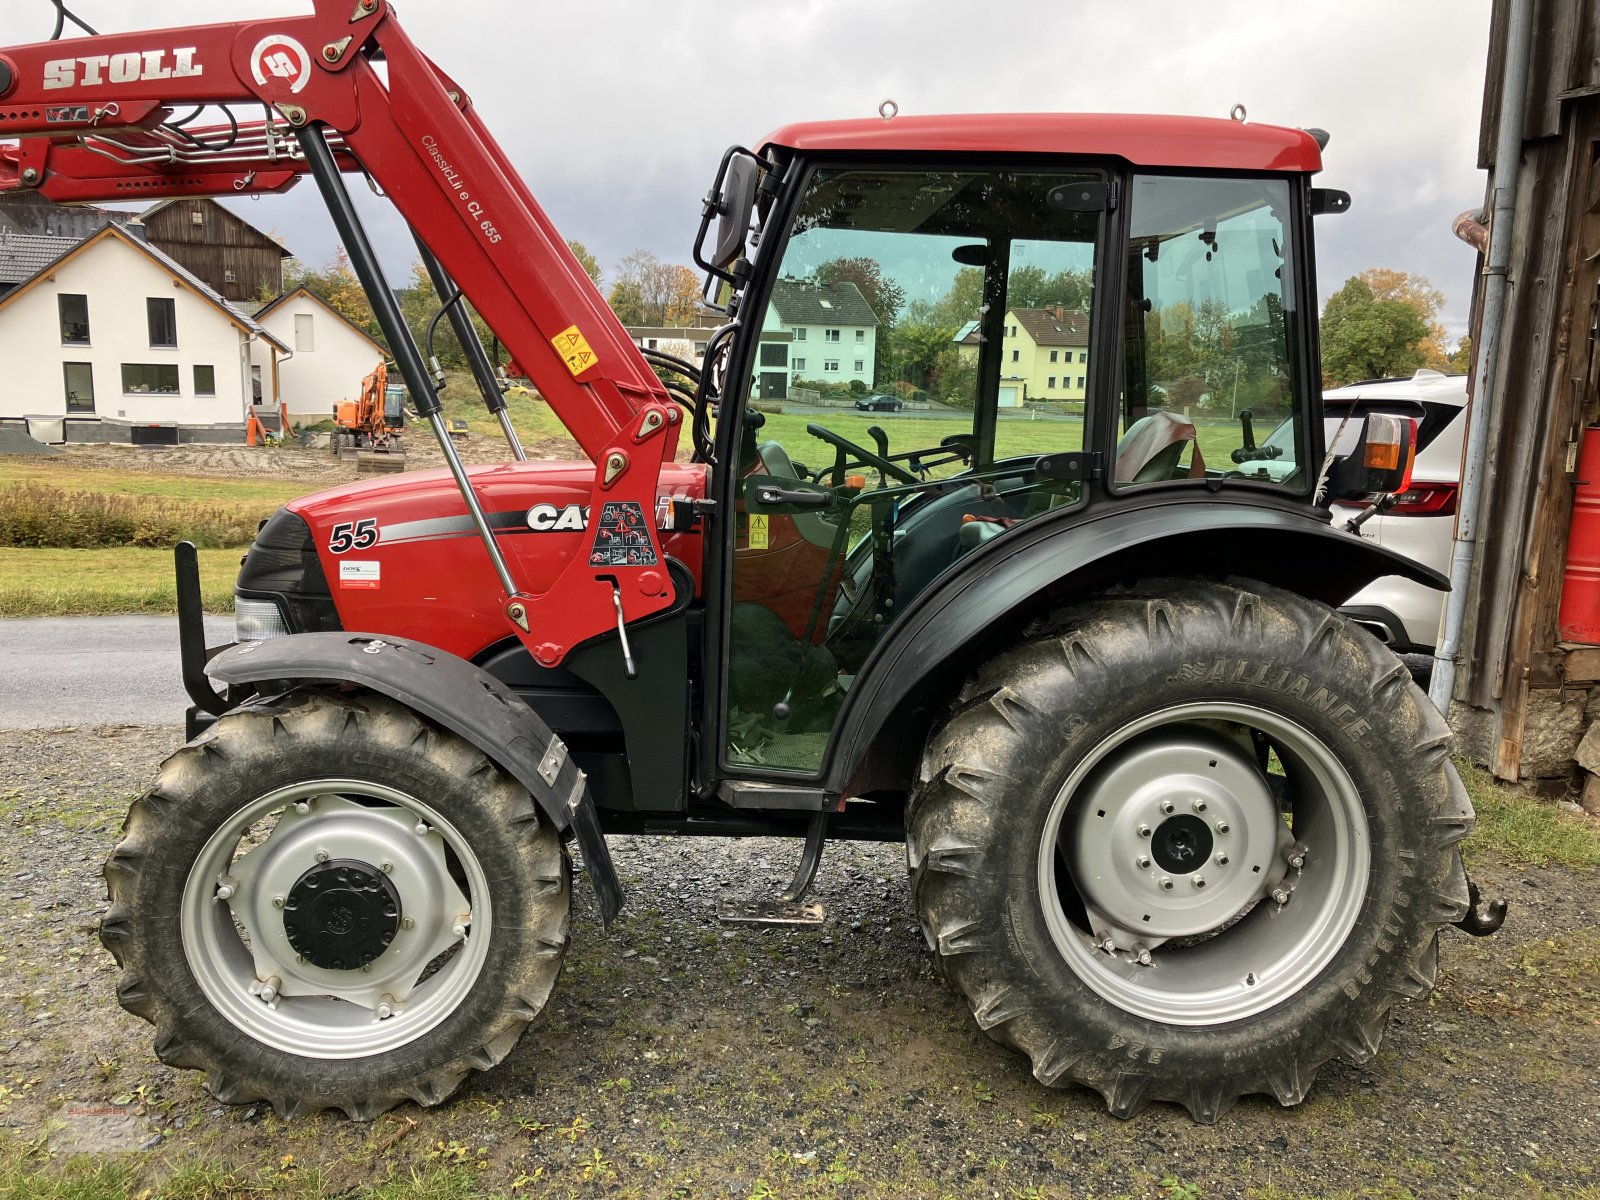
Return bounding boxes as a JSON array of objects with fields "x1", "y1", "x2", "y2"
[{"x1": 0, "y1": 614, "x2": 231, "y2": 729}]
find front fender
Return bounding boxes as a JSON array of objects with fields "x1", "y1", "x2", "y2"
[
  {"x1": 823, "y1": 497, "x2": 1445, "y2": 794},
  {"x1": 206, "y1": 633, "x2": 623, "y2": 927}
]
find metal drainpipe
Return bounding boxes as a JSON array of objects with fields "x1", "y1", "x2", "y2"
[{"x1": 1428, "y1": 0, "x2": 1535, "y2": 714}]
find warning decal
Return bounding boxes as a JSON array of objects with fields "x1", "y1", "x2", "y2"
[
  {"x1": 553, "y1": 324, "x2": 598, "y2": 377},
  {"x1": 748, "y1": 513, "x2": 769, "y2": 550},
  {"x1": 588, "y1": 501, "x2": 659, "y2": 567}
]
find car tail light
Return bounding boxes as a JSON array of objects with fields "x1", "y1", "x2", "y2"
[{"x1": 1332, "y1": 480, "x2": 1457, "y2": 515}]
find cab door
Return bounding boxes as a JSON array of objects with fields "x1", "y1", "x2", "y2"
[{"x1": 715, "y1": 163, "x2": 1107, "y2": 776}]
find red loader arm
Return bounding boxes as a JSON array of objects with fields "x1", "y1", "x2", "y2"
[{"x1": 0, "y1": 1, "x2": 682, "y2": 664}]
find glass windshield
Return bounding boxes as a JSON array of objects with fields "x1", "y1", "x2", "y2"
[{"x1": 1115, "y1": 175, "x2": 1304, "y2": 489}]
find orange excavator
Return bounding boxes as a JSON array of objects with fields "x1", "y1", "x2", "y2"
[{"x1": 332, "y1": 360, "x2": 406, "y2": 472}]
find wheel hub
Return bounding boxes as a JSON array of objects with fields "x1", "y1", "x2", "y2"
[
  {"x1": 284, "y1": 858, "x2": 402, "y2": 971},
  {"x1": 1067, "y1": 724, "x2": 1290, "y2": 944}
]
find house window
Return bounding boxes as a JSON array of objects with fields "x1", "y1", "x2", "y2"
[
  {"x1": 194, "y1": 365, "x2": 216, "y2": 396},
  {"x1": 825, "y1": 329, "x2": 840, "y2": 342},
  {"x1": 1009, "y1": 324, "x2": 1017, "y2": 336},
  {"x1": 190, "y1": 209, "x2": 204, "y2": 226},
  {"x1": 224, "y1": 270, "x2": 238, "y2": 284},
  {"x1": 58, "y1": 294, "x2": 90, "y2": 344},
  {"x1": 1011, "y1": 349, "x2": 1020, "y2": 363},
  {"x1": 147, "y1": 297, "x2": 177, "y2": 347},
  {"x1": 793, "y1": 357, "x2": 806, "y2": 371},
  {"x1": 1048, "y1": 376, "x2": 1056, "y2": 388},
  {"x1": 295, "y1": 313, "x2": 315, "y2": 352},
  {"x1": 647, "y1": 338, "x2": 658, "y2": 349},
  {"x1": 63, "y1": 362, "x2": 94, "y2": 413},
  {"x1": 251, "y1": 365, "x2": 263, "y2": 405},
  {"x1": 694, "y1": 342, "x2": 707, "y2": 355},
  {"x1": 824, "y1": 359, "x2": 839, "y2": 372},
  {"x1": 855, "y1": 329, "x2": 865, "y2": 342},
  {"x1": 853, "y1": 360, "x2": 864, "y2": 372},
  {"x1": 1079, "y1": 351, "x2": 1087, "y2": 363},
  {"x1": 1077, "y1": 375, "x2": 1085, "y2": 388},
  {"x1": 122, "y1": 363, "x2": 180, "y2": 394},
  {"x1": 759, "y1": 344, "x2": 787, "y2": 367},
  {"x1": 794, "y1": 327, "x2": 806, "y2": 341},
  {"x1": 1050, "y1": 350, "x2": 1059, "y2": 363}
]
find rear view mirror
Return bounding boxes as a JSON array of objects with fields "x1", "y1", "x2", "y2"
[
  {"x1": 694, "y1": 147, "x2": 763, "y2": 289},
  {"x1": 1326, "y1": 413, "x2": 1417, "y2": 502}
]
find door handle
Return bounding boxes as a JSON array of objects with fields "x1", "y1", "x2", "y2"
[{"x1": 754, "y1": 485, "x2": 832, "y2": 508}]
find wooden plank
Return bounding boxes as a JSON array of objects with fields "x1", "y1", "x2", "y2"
[{"x1": 1563, "y1": 644, "x2": 1600, "y2": 681}]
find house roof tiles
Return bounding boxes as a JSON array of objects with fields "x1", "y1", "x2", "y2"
[
  {"x1": 1012, "y1": 307, "x2": 1090, "y2": 347},
  {"x1": 767, "y1": 279, "x2": 879, "y2": 328},
  {"x1": 0, "y1": 231, "x2": 81, "y2": 285}
]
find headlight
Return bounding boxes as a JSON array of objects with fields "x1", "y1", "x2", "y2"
[{"x1": 235, "y1": 596, "x2": 289, "y2": 641}]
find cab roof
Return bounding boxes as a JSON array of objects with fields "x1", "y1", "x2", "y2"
[{"x1": 759, "y1": 113, "x2": 1324, "y2": 174}]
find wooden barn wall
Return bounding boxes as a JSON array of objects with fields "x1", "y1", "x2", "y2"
[
  {"x1": 1453, "y1": 0, "x2": 1600, "y2": 778},
  {"x1": 142, "y1": 200, "x2": 286, "y2": 304}
]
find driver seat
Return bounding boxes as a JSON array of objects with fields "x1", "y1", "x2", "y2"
[{"x1": 1114, "y1": 411, "x2": 1203, "y2": 483}]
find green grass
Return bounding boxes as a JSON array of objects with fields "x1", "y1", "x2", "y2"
[
  {"x1": 0, "y1": 458, "x2": 310, "y2": 508},
  {"x1": 0, "y1": 547, "x2": 240, "y2": 616},
  {"x1": 1458, "y1": 758, "x2": 1600, "y2": 869}
]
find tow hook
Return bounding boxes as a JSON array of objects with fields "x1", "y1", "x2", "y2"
[{"x1": 1453, "y1": 879, "x2": 1508, "y2": 937}]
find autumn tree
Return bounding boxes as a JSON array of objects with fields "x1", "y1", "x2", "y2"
[
  {"x1": 1449, "y1": 335, "x2": 1473, "y2": 374},
  {"x1": 566, "y1": 239, "x2": 603, "y2": 289},
  {"x1": 1358, "y1": 269, "x2": 1451, "y2": 371},
  {"x1": 1319, "y1": 276, "x2": 1429, "y2": 386},
  {"x1": 283, "y1": 248, "x2": 382, "y2": 345},
  {"x1": 607, "y1": 250, "x2": 700, "y2": 325}
]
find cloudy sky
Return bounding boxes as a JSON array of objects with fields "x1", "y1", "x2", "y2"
[{"x1": 5, "y1": 0, "x2": 1492, "y2": 339}]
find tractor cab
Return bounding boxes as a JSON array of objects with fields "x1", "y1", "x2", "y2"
[{"x1": 704, "y1": 122, "x2": 1331, "y2": 775}]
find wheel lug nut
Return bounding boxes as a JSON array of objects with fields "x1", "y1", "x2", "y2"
[
  {"x1": 272, "y1": 895, "x2": 285, "y2": 909},
  {"x1": 452, "y1": 922, "x2": 468, "y2": 939},
  {"x1": 380, "y1": 861, "x2": 394, "y2": 874},
  {"x1": 215, "y1": 883, "x2": 234, "y2": 900},
  {"x1": 1159, "y1": 876, "x2": 1174, "y2": 891},
  {"x1": 1135, "y1": 948, "x2": 1153, "y2": 966},
  {"x1": 1160, "y1": 801, "x2": 1175, "y2": 815},
  {"x1": 1215, "y1": 819, "x2": 1230, "y2": 834},
  {"x1": 1191, "y1": 798, "x2": 1208, "y2": 813},
  {"x1": 1272, "y1": 888, "x2": 1291, "y2": 904},
  {"x1": 414, "y1": 822, "x2": 430, "y2": 837},
  {"x1": 1193, "y1": 875, "x2": 1206, "y2": 889},
  {"x1": 314, "y1": 850, "x2": 329, "y2": 863},
  {"x1": 294, "y1": 800, "x2": 312, "y2": 815},
  {"x1": 1289, "y1": 853, "x2": 1306, "y2": 870},
  {"x1": 1100, "y1": 937, "x2": 1116, "y2": 953},
  {"x1": 1137, "y1": 824, "x2": 1152, "y2": 839},
  {"x1": 1216, "y1": 853, "x2": 1230, "y2": 866},
  {"x1": 401, "y1": 916, "x2": 416, "y2": 931},
  {"x1": 1136, "y1": 855, "x2": 1151, "y2": 869},
  {"x1": 377, "y1": 996, "x2": 395, "y2": 1020}
]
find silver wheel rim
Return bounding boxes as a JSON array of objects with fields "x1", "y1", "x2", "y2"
[
  {"x1": 181, "y1": 779, "x2": 492, "y2": 1059},
  {"x1": 1038, "y1": 702, "x2": 1369, "y2": 1025}
]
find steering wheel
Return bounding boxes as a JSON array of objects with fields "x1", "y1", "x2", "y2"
[{"x1": 805, "y1": 422, "x2": 921, "y2": 487}]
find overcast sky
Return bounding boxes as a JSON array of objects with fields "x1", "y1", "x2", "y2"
[{"x1": 3, "y1": 0, "x2": 1492, "y2": 339}]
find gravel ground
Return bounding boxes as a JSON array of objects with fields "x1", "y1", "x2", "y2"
[{"x1": 1, "y1": 724, "x2": 1597, "y2": 1199}]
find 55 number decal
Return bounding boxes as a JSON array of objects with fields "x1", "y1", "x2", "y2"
[{"x1": 328, "y1": 518, "x2": 378, "y2": 554}]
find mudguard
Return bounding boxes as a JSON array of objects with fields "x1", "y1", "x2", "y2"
[
  {"x1": 206, "y1": 632, "x2": 624, "y2": 926},
  {"x1": 822, "y1": 496, "x2": 1448, "y2": 792}
]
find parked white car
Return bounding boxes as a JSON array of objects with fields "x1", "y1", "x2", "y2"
[{"x1": 1324, "y1": 371, "x2": 1467, "y2": 653}]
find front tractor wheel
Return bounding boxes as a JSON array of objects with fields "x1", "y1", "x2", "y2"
[
  {"x1": 100, "y1": 691, "x2": 570, "y2": 1119},
  {"x1": 908, "y1": 579, "x2": 1473, "y2": 1122}
]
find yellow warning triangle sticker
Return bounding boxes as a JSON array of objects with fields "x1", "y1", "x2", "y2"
[{"x1": 553, "y1": 325, "x2": 598, "y2": 377}]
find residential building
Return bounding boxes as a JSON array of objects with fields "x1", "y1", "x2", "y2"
[
  {"x1": 624, "y1": 322, "x2": 793, "y2": 400},
  {"x1": 141, "y1": 198, "x2": 292, "y2": 304},
  {"x1": 253, "y1": 285, "x2": 386, "y2": 425},
  {"x1": 0, "y1": 229, "x2": 78, "y2": 300},
  {"x1": 955, "y1": 306, "x2": 1089, "y2": 407},
  {"x1": 762, "y1": 279, "x2": 879, "y2": 396},
  {"x1": 0, "y1": 223, "x2": 287, "y2": 444}
]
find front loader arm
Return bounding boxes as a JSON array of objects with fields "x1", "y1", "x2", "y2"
[{"x1": 0, "y1": 1, "x2": 682, "y2": 666}]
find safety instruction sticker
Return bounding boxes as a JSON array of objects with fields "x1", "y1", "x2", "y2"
[
  {"x1": 588, "y1": 501, "x2": 659, "y2": 567},
  {"x1": 748, "y1": 513, "x2": 769, "y2": 550},
  {"x1": 339, "y1": 560, "x2": 381, "y2": 589},
  {"x1": 553, "y1": 324, "x2": 598, "y2": 377}
]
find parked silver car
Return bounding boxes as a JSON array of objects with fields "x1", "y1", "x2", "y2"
[{"x1": 1325, "y1": 371, "x2": 1467, "y2": 653}]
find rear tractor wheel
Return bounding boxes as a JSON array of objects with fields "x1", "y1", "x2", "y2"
[
  {"x1": 100, "y1": 690, "x2": 570, "y2": 1118},
  {"x1": 908, "y1": 579, "x2": 1473, "y2": 1122}
]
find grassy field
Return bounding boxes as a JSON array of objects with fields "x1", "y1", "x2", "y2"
[
  {"x1": 0, "y1": 547, "x2": 241, "y2": 616},
  {"x1": 0, "y1": 457, "x2": 310, "y2": 508}
]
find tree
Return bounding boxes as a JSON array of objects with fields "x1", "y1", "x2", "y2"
[
  {"x1": 1449, "y1": 335, "x2": 1473, "y2": 374},
  {"x1": 1319, "y1": 276, "x2": 1430, "y2": 386},
  {"x1": 283, "y1": 248, "x2": 382, "y2": 345},
  {"x1": 815, "y1": 257, "x2": 905, "y2": 327},
  {"x1": 566, "y1": 240, "x2": 602, "y2": 289},
  {"x1": 608, "y1": 250, "x2": 700, "y2": 325},
  {"x1": 1358, "y1": 268, "x2": 1451, "y2": 371}
]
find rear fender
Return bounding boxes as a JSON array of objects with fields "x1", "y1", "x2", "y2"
[
  {"x1": 823, "y1": 499, "x2": 1446, "y2": 794},
  {"x1": 206, "y1": 633, "x2": 624, "y2": 926}
]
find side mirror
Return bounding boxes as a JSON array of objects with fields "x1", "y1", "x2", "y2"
[
  {"x1": 693, "y1": 147, "x2": 762, "y2": 287},
  {"x1": 1327, "y1": 413, "x2": 1417, "y2": 501}
]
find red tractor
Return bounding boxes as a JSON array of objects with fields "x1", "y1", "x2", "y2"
[{"x1": 0, "y1": 0, "x2": 1503, "y2": 1123}]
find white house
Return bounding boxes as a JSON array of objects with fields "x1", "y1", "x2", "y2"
[
  {"x1": 0, "y1": 223, "x2": 287, "y2": 444},
  {"x1": 763, "y1": 279, "x2": 879, "y2": 395},
  {"x1": 252, "y1": 286, "x2": 386, "y2": 426}
]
